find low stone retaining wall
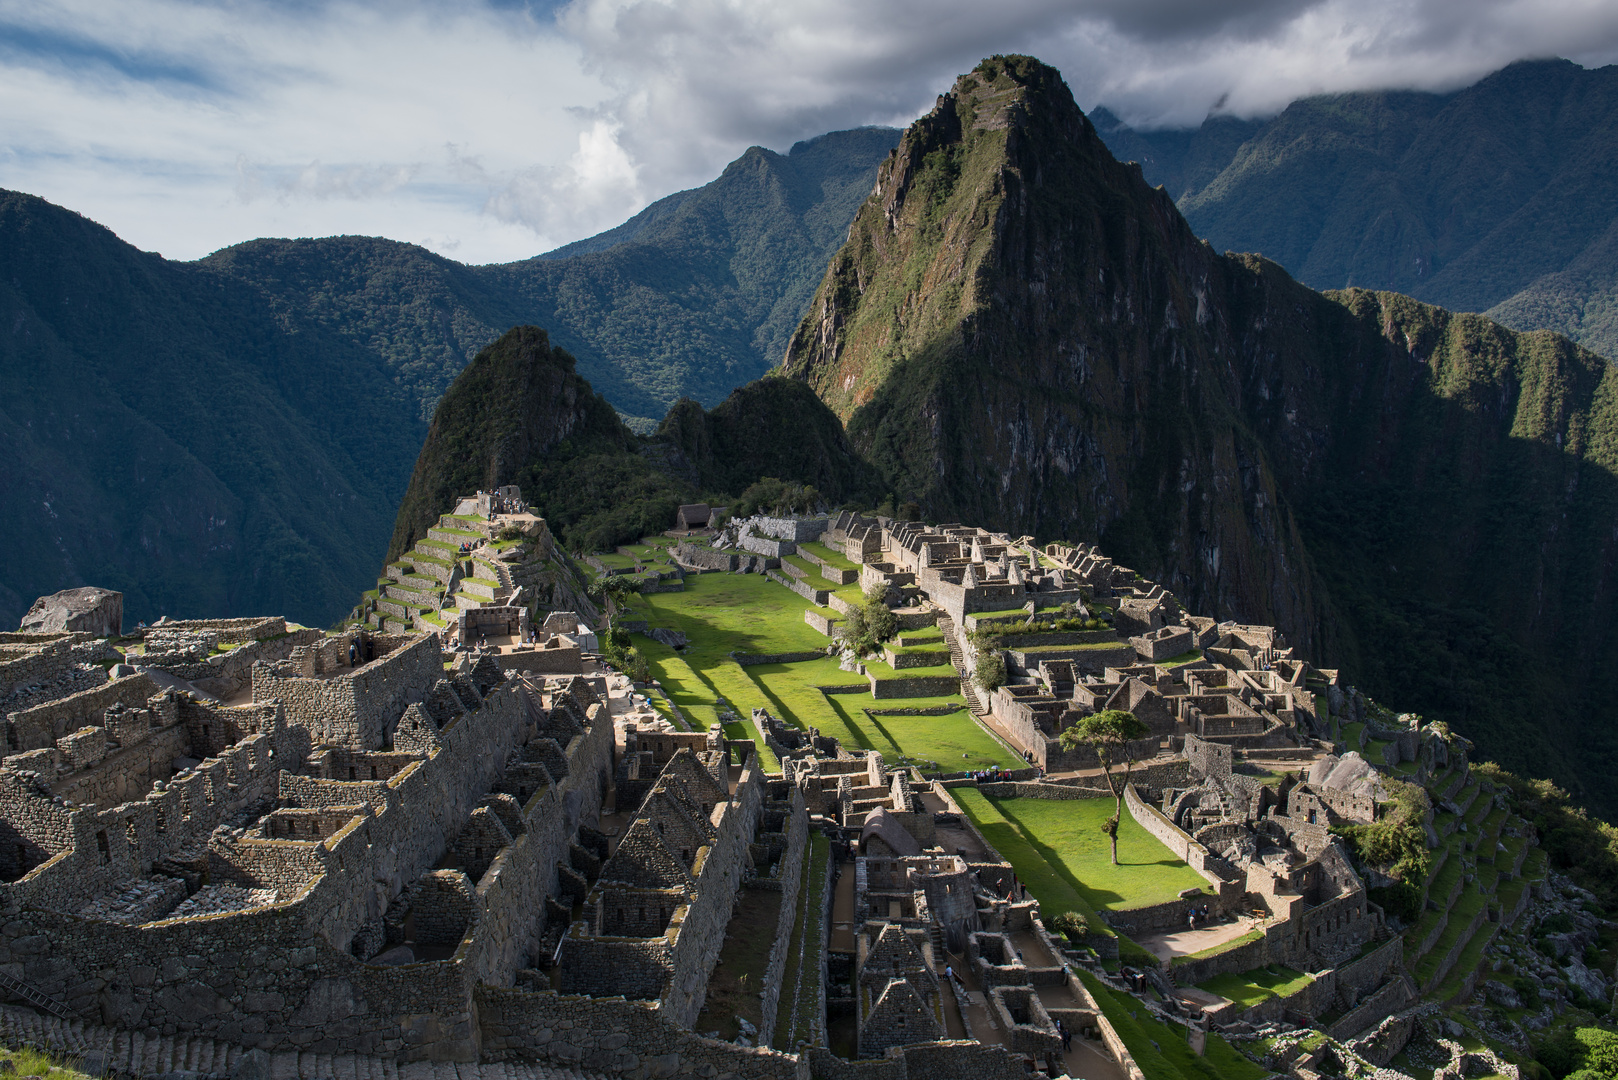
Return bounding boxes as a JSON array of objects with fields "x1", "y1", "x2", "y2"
[
  {"x1": 797, "y1": 551, "x2": 858, "y2": 585},
  {"x1": 997, "y1": 630, "x2": 1118, "y2": 648},
  {"x1": 733, "y1": 651, "x2": 827, "y2": 666},
  {"x1": 767, "y1": 570, "x2": 829, "y2": 606},
  {"x1": 868, "y1": 674, "x2": 959, "y2": 699},
  {"x1": 892, "y1": 609, "x2": 937, "y2": 630},
  {"x1": 803, "y1": 609, "x2": 841, "y2": 635},
  {"x1": 882, "y1": 646, "x2": 950, "y2": 669},
  {"x1": 1007, "y1": 643, "x2": 1134, "y2": 675},
  {"x1": 975, "y1": 782, "x2": 1112, "y2": 800}
]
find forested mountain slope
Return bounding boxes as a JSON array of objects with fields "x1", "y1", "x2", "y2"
[
  {"x1": 1095, "y1": 59, "x2": 1618, "y2": 361},
  {"x1": 782, "y1": 55, "x2": 1618, "y2": 814},
  {"x1": 0, "y1": 128, "x2": 897, "y2": 628}
]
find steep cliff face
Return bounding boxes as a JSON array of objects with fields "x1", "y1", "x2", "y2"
[
  {"x1": 783, "y1": 56, "x2": 1330, "y2": 654},
  {"x1": 783, "y1": 56, "x2": 1618, "y2": 808}
]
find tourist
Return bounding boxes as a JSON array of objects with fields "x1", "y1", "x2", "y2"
[{"x1": 1057, "y1": 1018, "x2": 1071, "y2": 1051}]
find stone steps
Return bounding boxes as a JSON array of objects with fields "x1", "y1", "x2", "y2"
[{"x1": 0, "y1": 1005, "x2": 606, "y2": 1080}]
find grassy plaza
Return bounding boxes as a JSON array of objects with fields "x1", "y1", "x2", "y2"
[{"x1": 622, "y1": 561, "x2": 1018, "y2": 771}]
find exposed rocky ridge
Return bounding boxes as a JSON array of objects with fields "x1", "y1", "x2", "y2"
[{"x1": 781, "y1": 55, "x2": 1618, "y2": 811}]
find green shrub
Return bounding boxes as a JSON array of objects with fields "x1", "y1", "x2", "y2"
[
  {"x1": 974, "y1": 652, "x2": 1007, "y2": 692},
  {"x1": 1049, "y1": 910, "x2": 1089, "y2": 944}
]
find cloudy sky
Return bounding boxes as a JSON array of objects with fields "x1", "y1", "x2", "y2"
[{"x1": 4, "y1": 0, "x2": 1617, "y2": 265}]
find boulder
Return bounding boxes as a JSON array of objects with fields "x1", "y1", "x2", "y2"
[
  {"x1": 19, "y1": 587, "x2": 123, "y2": 636},
  {"x1": 1483, "y1": 979, "x2": 1522, "y2": 1009}
]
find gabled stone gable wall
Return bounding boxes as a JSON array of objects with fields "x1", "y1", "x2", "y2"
[{"x1": 252, "y1": 633, "x2": 443, "y2": 750}]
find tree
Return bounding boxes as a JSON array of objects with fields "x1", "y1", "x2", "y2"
[
  {"x1": 974, "y1": 651, "x2": 1006, "y2": 692},
  {"x1": 594, "y1": 572, "x2": 638, "y2": 631},
  {"x1": 1059, "y1": 709, "x2": 1150, "y2": 864}
]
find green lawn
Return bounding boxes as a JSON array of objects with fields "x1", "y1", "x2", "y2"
[
  {"x1": 637, "y1": 572, "x2": 830, "y2": 654},
  {"x1": 1197, "y1": 967, "x2": 1313, "y2": 1009},
  {"x1": 952, "y1": 787, "x2": 1111, "y2": 934},
  {"x1": 743, "y1": 659, "x2": 1016, "y2": 769},
  {"x1": 797, "y1": 540, "x2": 860, "y2": 573},
  {"x1": 629, "y1": 573, "x2": 1015, "y2": 772},
  {"x1": 958, "y1": 791, "x2": 1211, "y2": 911},
  {"x1": 1080, "y1": 971, "x2": 1266, "y2": 1080}
]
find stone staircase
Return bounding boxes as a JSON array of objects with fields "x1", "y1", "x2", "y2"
[
  {"x1": 936, "y1": 614, "x2": 991, "y2": 716},
  {"x1": 0, "y1": 1005, "x2": 606, "y2": 1080}
]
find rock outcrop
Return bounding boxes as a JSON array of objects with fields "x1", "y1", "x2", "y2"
[{"x1": 19, "y1": 587, "x2": 122, "y2": 636}]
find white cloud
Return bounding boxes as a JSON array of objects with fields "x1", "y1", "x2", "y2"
[{"x1": 1, "y1": 0, "x2": 1616, "y2": 264}]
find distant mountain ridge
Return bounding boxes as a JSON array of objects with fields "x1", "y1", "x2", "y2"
[
  {"x1": 1094, "y1": 58, "x2": 1618, "y2": 361},
  {"x1": 0, "y1": 126, "x2": 899, "y2": 628}
]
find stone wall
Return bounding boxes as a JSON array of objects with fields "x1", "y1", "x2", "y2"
[
  {"x1": 868, "y1": 675, "x2": 959, "y2": 700},
  {"x1": 476, "y1": 985, "x2": 801, "y2": 1080},
  {"x1": 803, "y1": 610, "x2": 840, "y2": 636},
  {"x1": 252, "y1": 634, "x2": 443, "y2": 749},
  {"x1": 673, "y1": 544, "x2": 739, "y2": 572},
  {"x1": 0, "y1": 671, "x2": 616, "y2": 1062},
  {"x1": 734, "y1": 651, "x2": 827, "y2": 667},
  {"x1": 140, "y1": 629, "x2": 324, "y2": 699},
  {"x1": 6, "y1": 673, "x2": 158, "y2": 752},
  {"x1": 746, "y1": 516, "x2": 828, "y2": 543},
  {"x1": 766, "y1": 570, "x2": 827, "y2": 606},
  {"x1": 0, "y1": 636, "x2": 107, "y2": 708},
  {"x1": 758, "y1": 792, "x2": 810, "y2": 1042},
  {"x1": 1123, "y1": 785, "x2": 1241, "y2": 899}
]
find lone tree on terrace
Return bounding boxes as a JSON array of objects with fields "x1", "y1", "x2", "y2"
[
  {"x1": 593, "y1": 572, "x2": 638, "y2": 630},
  {"x1": 1059, "y1": 709, "x2": 1150, "y2": 865}
]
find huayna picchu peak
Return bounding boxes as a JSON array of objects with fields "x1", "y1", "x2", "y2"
[{"x1": 782, "y1": 54, "x2": 1618, "y2": 821}]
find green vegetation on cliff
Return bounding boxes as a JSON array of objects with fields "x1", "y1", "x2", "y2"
[
  {"x1": 387, "y1": 326, "x2": 879, "y2": 561},
  {"x1": 1095, "y1": 58, "x2": 1618, "y2": 361}
]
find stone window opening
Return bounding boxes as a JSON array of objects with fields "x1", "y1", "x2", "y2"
[
  {"x1": 349, "y1": 767, "x2": 357, "y2": 780},
  {"x1": 180, "y1": 793, "x2": 191, "y2": 821},
  {"x1": 637, "y1": 906, "x2": 644, "y2": 922},
  {"x1": 153, "y1": 810, "x2": 165, "y2": 834},
  {"x1": 681, "y1": 849, "x2": 691, "y2": 864},
  {"x1": 95, "y1": 830, "x2": 110, "y2": 864},
  {"x1": 201, "y1": 724, "x2": 210, "y2": 744},
  {"x1": 13, "y1": 843, "x2": 25, "y2": 875},
  {"x1": 370, "y1": 766, "x2": 378, "y2": 780}
]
